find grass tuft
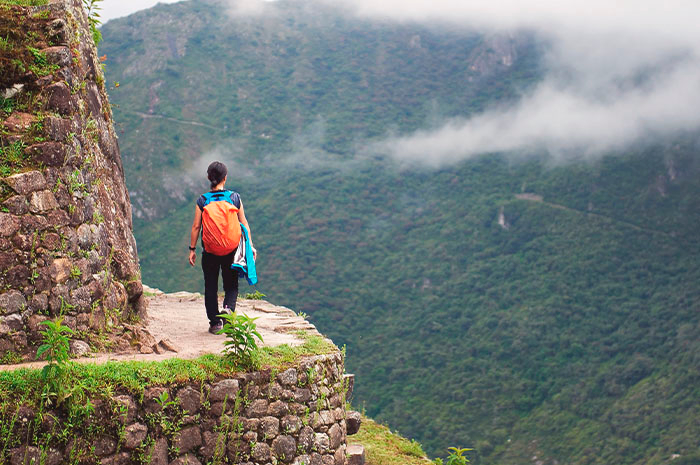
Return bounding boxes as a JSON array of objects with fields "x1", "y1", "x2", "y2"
[
  {"x1": 353, "y1": 415, "x2": 433, "y2": 465},
  {"x1": 0, "y1": 0, "x2": 49, "y2": 6},
  {"x1": 0, "y1": 333, "x2": 337, "y2": 406}
]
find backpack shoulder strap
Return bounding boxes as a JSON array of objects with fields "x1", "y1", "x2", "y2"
[
  {"x1": 201, "y1": 192, "x2": 216, "y2": 207},
  {"x1": 202, "y1": 190, "x2": 238, "y2": 208}
]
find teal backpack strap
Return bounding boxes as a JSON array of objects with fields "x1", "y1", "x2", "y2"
[{"x1": 202, "y1": 190, "x2": 235, "y2": 207}]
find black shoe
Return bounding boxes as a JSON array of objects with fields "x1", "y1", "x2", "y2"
[{"x1": 209, "y1": 322, "x2": 223, "y2": 334}]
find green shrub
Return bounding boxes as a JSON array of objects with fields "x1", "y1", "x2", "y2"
[
  {"x1": 243, "y1": 290, "x2": 266, "y2": 300},
  {"x1": 36, "y1": 317, "x2": 74, "y2": 405},
  {"x1": 218, "y1": 312, "x2": 263, "y2": 364},
  {"x1": 446, "y1": 447, "x2": 472, "y2": 465}
]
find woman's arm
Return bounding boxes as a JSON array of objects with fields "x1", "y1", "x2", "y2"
[
  {"x1": 237, "y1": 200, "x2": 257, "y2": 260},
  {"x1": 188, "y1": 206, "x2": 202, "y2": 266}
]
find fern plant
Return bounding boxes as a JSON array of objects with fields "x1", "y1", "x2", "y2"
[
  {"x1": 82, "y1": 0, "x2": 103, "y2": 45},
  {"x1": 218, "y1": 312, "x2": 263, "y2": 363}
]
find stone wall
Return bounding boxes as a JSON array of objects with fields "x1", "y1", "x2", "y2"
[
  {"x1": 0, "y1": 0, "x2": 144, "y2": 361},
  {"x1": 2, "y1": 353, "x2": 357, "y2": 465}
]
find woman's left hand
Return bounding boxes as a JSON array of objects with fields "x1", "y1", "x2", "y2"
[{"x1": 188, "y1": 250, "x2": 196, "y2": 266}]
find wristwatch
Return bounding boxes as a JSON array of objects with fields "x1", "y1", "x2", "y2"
[{"x1": 188, "y1": 246, "x2": 196, "y2": 251}]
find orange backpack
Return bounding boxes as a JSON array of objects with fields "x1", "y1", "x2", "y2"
[{"x1": 201, "y1": 191, "x2": 241, "y2": 256}]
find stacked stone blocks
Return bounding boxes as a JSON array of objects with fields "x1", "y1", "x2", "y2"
[
  {"x1": 4, "y1": 353, "x2": 350, "y2": 465},
  {"x1": 0, "y1": 0, "x2": 144, "y2": 362}
]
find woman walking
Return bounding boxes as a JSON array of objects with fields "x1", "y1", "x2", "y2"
[{"x1": 188, "y1": 161, "x2": 256, "y2": 334}]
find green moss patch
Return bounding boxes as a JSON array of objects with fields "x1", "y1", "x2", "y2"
[
  {"x1": 0, "y1": 0, "x2": 48, "y2": 7},
  {"x1": 353, "y1": 416, "x2": 433, "y2": 465},
  {"x1": 0, "y1": 334, "x2": 336, "y2": 404},
  {"x1": 0, "y1": 2, "x2": 56, "y2": 89}
]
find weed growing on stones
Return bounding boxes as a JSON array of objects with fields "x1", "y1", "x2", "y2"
[
  {"x1": 82, "y1": 0, "x2": 103, "y2": 45},
  {"x1": 0, "y1": 96, "x2": 14, "y2": 113},
  {"x1": 67, "y1": 168, "x2": 86, "y2": 194},
  {"x1": 155, "y1": 390, "x2": 176, "y2": 409},
  {"x1": 0, "y1": 0, "x2": 48, "y2": 7},
  {"x1": 26, "y1": 46, "x2": 58, "y2": 76},
  {"x1": 133, "y1": 435, "x2": 156, "y2": 465},
  {"x1": 30, "y1": 9, "x2": 48, "y2": 19},
  {"x1": 436, "y1": 447, "x2": 473, "y2": 465},
  {"x1": 0, "y1": 34, "x2": 11, "y2": 51},
  {"x1": 219, "y1": 312, "x2": 263, "y2": 366},
  {"x1": 243, "y1": 290, "x2": 266, "y2": 300},
  {"x1": 36, "y1": 317, "x2": 73, "y2": 405},
  {"x1": 0, "y1": 350, "x2": 21, "y2": 364},
  {"x1": 69, "y1": 265, "x2": 81, "y2": 280},
  {"x1": 0, "y1": 141, "x2": 28, "y2": 177}
]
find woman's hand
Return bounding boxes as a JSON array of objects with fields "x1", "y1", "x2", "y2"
[{"x1": 189, "y1": 206, "x2": 202, "y2": 267}]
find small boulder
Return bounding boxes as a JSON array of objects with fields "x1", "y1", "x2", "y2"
[
  {"x1": 123, "y1": 423, "x2": 148, "y2": 449},
  {"x1": 45, "y1": 82, "x2": 74, "y2": 115},
  {"x1": 245, "y1": 399, "x2": 268, "y2": 418},
  {"x1": 29, "y1": 191, "x2": 59, "y2": 213},
  {"x1": 277, "y1": 368, "x2": 298, "y2": 386},
  {"x1": 4, "y1": 171, "x2": 46, "y2": 196},
  {"x1": 2, "y1": 112, "x2": 35, "y2": 132},
  {"x1": 260, "y1": 416, "x2": 280, "y2": 438},
  {"x1": 346, "y1": 444, "x2": 365, "y2": 465},
  {"x1": 251, "y1": 442, "x2": 271, "y2": 462},
  {"x1": 0, "y1": 213, "x2": 20, "y2": 237},
  {"x1": 0, "y1": 290, "x2": 26, "y2": 315},
  {"x1": 50, "y1": 258, "x2": 73, "y2": 284},
  {"x1": 69, "y1": 340, "x2": 90, "y2": 357},
  {"x1": 172, "y1": 426, "x2": 202, "y2": 453},
  {"x1": 176, "y1": 386, "x2": 201, "y2": 414},
  {"x1": 209, "y1": 379, "x2": 239, "y2": 402},
  {"x1": 272, "y1": 435, "x2": 297, "y2": 463},
  {"x1": 169, "y1": 454, "x2": 202, "y2": 465},
  {"x1": 328, "y1": 423, "x2": 343, "y2": 450},
  {"x1": 42, "y1": 46, "x2": 71, "y2": 67},
  {"x1": 346, "y1": 411, "x2": 362, "y2": 435},
  {"x1": 313, "y1": 433, "x2": 330, "y2": 454}
]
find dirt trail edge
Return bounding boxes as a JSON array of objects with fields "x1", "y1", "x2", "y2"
[{"x1": 1, "y1": 293, "x2": 321, "y2": 372}]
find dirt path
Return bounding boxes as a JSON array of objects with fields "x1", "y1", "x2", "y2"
[
  {"x1": 1, "y1": 293, "x2": 320, "y2": 372},
  {"x1": 514, "y1": 193, "x2": 673, "y2": 237},
  {"x1": 127, "y1": 110, "x2": 224, "y2": 132}
]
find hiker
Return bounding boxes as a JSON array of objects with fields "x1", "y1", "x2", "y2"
[{"x1": 188, "y1": 161, "x2": 257, "y2": 334}]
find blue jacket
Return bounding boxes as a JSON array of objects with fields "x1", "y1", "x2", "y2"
[{"x1": 231, "y1": 223, "x2": 258, "y2": 285}]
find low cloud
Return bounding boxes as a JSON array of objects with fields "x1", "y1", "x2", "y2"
[
  {"x1": 374, "y1": 58, "x2": 700, "y2": 165},
  {"x1": 342, "y1": 0, "x2": 700, "y2": 164},
  {"x1": 225, "y1": 0, "x2": 700, "y2": 165},
  {"x1": 223, "y1": 0, "x2": 277, "y2": 17}
]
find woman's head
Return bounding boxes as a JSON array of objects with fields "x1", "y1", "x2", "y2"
[{"x1": 207, "y1": 161, "x2": 228, "y2": 189}]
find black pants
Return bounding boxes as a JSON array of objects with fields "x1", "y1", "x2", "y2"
[{"x1": 201, "y1": 250, "x2": 238, "y2": 325}]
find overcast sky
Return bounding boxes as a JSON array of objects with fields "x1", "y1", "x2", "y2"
[{"x1": 100, "y1": 0, "x2": 182, "y2": 23}]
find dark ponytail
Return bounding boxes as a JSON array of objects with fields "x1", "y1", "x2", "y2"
[{"x1": 207, "y1": 161, "x2": 228, "y2": 189}]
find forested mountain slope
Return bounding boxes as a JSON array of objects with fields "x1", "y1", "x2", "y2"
[{"x1": 100, "y1": 1, "x2": 700, "y2": 463}]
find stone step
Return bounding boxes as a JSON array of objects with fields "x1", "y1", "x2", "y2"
[
  {"x1": 346, "y1": 410, "x2": 362, "y2": 435},
  {"x1": 347, "y1": 444, "x2": 366, "y2": 465}
]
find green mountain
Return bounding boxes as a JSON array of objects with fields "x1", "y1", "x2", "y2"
[{"x1": 100, "y1": 1, "x2": 700, "y2": 463}]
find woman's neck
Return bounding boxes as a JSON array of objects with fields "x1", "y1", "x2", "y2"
[{"x1": 212, "y1": 182, "x2": 226, "y2": 191}]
